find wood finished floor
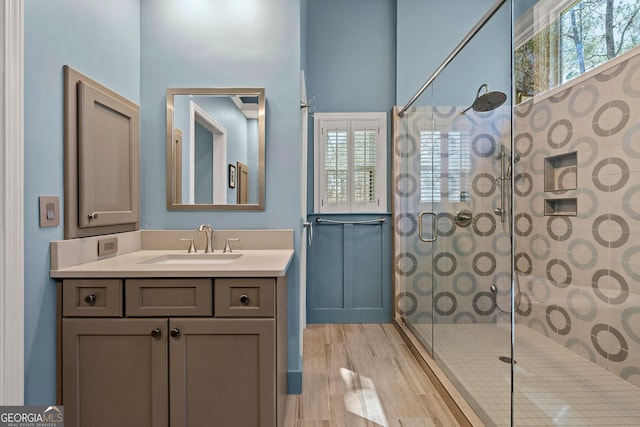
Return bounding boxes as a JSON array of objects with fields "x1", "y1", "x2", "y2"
[{"x1": 284, "y1": 324, "x2": 461, "y2": 427}]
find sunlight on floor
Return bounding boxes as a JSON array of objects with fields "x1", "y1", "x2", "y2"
[{"x1": 340, "y1": 367, "x2": 389, "y2": 426}]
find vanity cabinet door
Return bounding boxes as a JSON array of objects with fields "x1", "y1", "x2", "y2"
[
  {"x1": 62, "y1": 318, "x2": 168, "y2": 427},
  {"x1": 168, "y1": 318, "x2": 275, "y2": 427}
]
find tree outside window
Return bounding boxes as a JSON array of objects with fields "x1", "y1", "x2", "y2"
[{"x1": 515, "y1": 0, "x2": 640, "y2": 101}]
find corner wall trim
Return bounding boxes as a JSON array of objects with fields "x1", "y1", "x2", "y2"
[{"x1": 0, "y1": 0, "x2": 25, "y2": 405}]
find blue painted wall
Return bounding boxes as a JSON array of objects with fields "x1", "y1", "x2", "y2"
[
  {"x1": 23, "y1": 0, "x2": 140, "y2": 404},
  {"x1": 396, "y1": 0, "x2": 501, "y2": 106},
  {"x1": 306, "y1": 0, "x2": 396, "y2": 114},
  {"x1": 428, "y1": 1, "x2": 512, "y2": 108}
]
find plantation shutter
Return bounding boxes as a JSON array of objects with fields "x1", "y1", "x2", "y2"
[
  {"x1": 315, "y1": 113, "x2": 387, "y2": 213},
  {"x1": 352, "y1": 120, "x2": 379, "y2": 209},
  {"x1": 322, "y1": 121, "x2": 349, "y2": 211}
]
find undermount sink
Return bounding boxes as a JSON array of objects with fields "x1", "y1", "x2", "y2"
[{"x1": 141, "y1": 253, "x2": 243, "y2": 265}]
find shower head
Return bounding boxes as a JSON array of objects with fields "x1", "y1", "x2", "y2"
[{"x1": 461, "y1": 84, "x2": 507, "y2": 114}]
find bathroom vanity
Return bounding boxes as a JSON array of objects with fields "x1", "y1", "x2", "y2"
[{"x1": 50, "y1": 230, "x2": 293, "y2": 427}]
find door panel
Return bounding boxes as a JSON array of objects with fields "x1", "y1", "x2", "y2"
[
  {"x1": 169, "y1": 319, "x2": 275, "y2": 427},
  {"x1": 352, "y1": 224, "x2": 384, "y2": 308},
  {"x1": 77, "y1": 80, "x2": 139, "y2": 228},
  {"x1": 62, "y1": 318, "x2": 168, "y2": 427},
  {"x1": 307, "y1": 215, "x2": 392, "y2": 323},
  {"x1": 64, "y1": 66, "x2": 140, "y2": 239}
]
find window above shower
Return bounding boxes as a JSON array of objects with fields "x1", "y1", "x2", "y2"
[{"x1": 515, "y1": 0, "x2": 640, "y2": 102}]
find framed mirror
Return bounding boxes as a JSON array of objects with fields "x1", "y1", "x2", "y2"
[{"x1": 166, "y1": 87, "x2": 265, "y2": 210}]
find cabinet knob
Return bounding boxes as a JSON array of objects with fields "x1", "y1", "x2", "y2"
[
  {"x1": 84, "y1": 294, "x2": 97, "y2": 305},
  {"x1": 170, "y1": 328, "x2": 181, "y2": 338},
  {"x1": 151, "y1": 328, "x2": 161, "y2": 338},
  {"x1": 239, "y1": 294, "x2": 250, "y2": 305},
  {"x1": 88, "y1": 212, "x2": 98, "y2": 220}
]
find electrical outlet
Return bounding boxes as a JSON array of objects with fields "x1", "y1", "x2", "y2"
[{"x1": 98, "y1": 237, "x2": 118, "y2": 256}]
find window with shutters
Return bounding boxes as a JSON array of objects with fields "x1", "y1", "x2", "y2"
[{"x1": 314, "y1": 113, "x2": 387, "y2": 213}]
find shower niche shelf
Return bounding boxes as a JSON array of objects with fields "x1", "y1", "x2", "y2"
[
  {"x1": 544, "y1": 198, "x2": 577, "y2": 216},
  {"x1": 544, "y1": 152, "x2": 577, "y2": 192}
]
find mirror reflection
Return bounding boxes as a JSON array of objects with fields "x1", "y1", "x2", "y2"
[{"x1": 166, "y1": 88, "x2": 265, "y2": 210}]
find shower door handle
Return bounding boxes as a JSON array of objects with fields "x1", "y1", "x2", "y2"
[{"x1": 418, "y1": 211, "x2": 438, "y2": 243}]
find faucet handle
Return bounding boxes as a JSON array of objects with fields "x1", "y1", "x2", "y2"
[
  {"x1": 180, "y1": 238, "x2": 197, "y2": 253},
  {"x1": 223, "y1": 238, "x2": 240, "y2": 253}
]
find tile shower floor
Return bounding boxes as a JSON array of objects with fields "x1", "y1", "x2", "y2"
[{"x1": 412, "y1": 323, "x2": 640, "y2": 426}]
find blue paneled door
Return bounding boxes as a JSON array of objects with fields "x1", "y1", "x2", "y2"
[{"x1": 306, "y1": 214, "x2": 392, "y2": 324}]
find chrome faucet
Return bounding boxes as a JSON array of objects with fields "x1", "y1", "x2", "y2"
[{"x1": 197, "y1": 224, "x2": 214, "y2": 253}]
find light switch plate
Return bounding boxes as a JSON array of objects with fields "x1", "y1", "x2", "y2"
[
  {"x1": 39, "y1": 196, "x2": 59, "y2": 227},
  {"x1": 98, "y1": 237, "x2": 118, "y2": 256}
]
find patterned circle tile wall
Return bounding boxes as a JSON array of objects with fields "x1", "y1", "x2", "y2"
[{"x1": 514, "y1": 52, "x2": 640, "y2": 387}]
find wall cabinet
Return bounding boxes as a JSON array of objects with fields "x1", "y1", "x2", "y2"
[
  {"x1": 64, "y1": 66, "x2": 140, "y2": 239},
  {"x1": 59, "y1": 277, "x2": 287, "y2": 427}
]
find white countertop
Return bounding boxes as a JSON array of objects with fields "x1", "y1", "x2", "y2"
[{"x1": 50, "y1": 249, "x2": 294, "y2": 278}]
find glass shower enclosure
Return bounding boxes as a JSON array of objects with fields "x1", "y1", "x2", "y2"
[
  {"x1": 394, "y1": 0, "x2": 514, "y2": 423},
  {"x1": 393, "y1": 0, "x2": 640, "y2": 425}
]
